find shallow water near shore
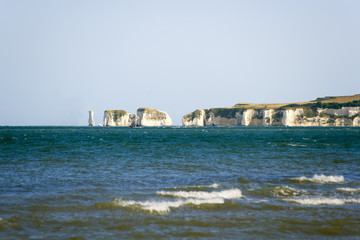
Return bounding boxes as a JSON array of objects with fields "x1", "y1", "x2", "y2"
[{"x1": 1, "y1": 126, "x2": 360, "y2": 239}]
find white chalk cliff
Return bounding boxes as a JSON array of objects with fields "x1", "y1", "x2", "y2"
[
  {"x1": 182, "y1": 106, "x2": 360, "y2": 127},
  {"x1": 137, "y1": 108, "x2": 172, "y2": 126},
  {"x1": 103, "y1": 108, "x2": 172, "y2": 127},
  {"x1": 103, "y1": 110, "x2": 139, "y2": 127}
]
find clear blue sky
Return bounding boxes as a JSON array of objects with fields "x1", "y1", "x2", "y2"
[{"x1": 1, "y1": 0, "x2": 359, "y2": 125}]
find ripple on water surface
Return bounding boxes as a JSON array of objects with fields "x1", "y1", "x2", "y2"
[{"x1": 1, "y1": 127, "x2": 360, "y2": 239}]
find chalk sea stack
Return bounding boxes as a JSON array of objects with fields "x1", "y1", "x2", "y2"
[
  {"x1": 137, "y1": 108, "x2": 172, "y2": 126},
  {"x1": 88, "y1": 110, "x2": 95, "y2": 126},
  {"x1": 103, "y1": 110, "x2": 139, "y2": 127},
  {"x1": 103, "y1": 108, "x2": 172, "y2": 127}
]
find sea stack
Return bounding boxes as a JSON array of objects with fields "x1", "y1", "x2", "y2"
[
  {"x1": 88, "y1": 110, "x2": 95, "y2": 126},
  {"x1": 137, "y1": 108, "x2": 173, "y2": 126},
  {"x1": 103, "y1": 108, "x2": 172, "y2": 127},
  {"x1": 103, "y1": 110, "x2": 139, "y2": 127}
]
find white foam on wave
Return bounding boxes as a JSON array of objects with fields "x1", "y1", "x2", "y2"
[
  {"x1": 291, "y1": 174, "x2": 345, "y2": 183},
  {"x1": 110, "y1": 186, "x2": 241, "y2": 214},
  {"x1": 273, "y1": 186, "x2": 308, "y2": 197},
  {"x1": 173, "y1": 183, "x2": 220, "y2": 189},
  {"x1": 207, "y1": 183, "x2": 220, "y2": 188},
  {"x1": 156, "y1": 188, "x2": 242, "y2": 199},
  {"x1": 112, "y1": 198, "x2": 224, "y2": 214},
  {"x1": 287, "y1": 143, "x2": 306, "y2": 147},
  {"x1": 337, "y1": 188, "x2": 360, "y2": 193},
  {"x1": 284, "y1": 197, "x2": 360, "y2": 205}
]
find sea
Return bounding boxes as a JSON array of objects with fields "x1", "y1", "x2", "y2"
[{"x1": 0, "y1": 126, "x2": 359, "y2": 239}]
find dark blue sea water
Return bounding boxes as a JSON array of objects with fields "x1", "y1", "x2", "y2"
[{"x1": 1, "y1": 126, "x2": 360, "y2": 239}]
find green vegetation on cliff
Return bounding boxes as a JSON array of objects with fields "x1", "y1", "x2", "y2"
[
  {"x1": 105, "y1": 110, "x2": 127, "y2": 116},
  {"x1": 104, "y1": 110, "x2": 128, "y2": 121},
  {"x1": 137, "y1": 107, "x2": 153, "y2": 112},
  {"x1": 183, "y1": 109, "x2": 202, "y2": 121},
  {"x1": 281, "y1": 100, "x2": 360, "y2": 110},
  {"x1": 137, "y1": 108, "x2": 167, "y2": 120},
  {"x1": 233, "y1": 94, "x2": 360, "y2": 110},
  {"x1": 206, "y1": 108, "x2": 243, "y2": 119},
  {"x1": 184, "y1": 94, "x2": 360, "y2": 121},
  {"x1": 319, "y1": 112, "x2": 360, "y2": 120}
]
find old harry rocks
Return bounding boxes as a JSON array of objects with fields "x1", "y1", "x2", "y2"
[{"x1": 103, "y1": 108, "x2": 172, "y2": 127}]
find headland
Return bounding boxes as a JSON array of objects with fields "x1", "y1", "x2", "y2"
[{"x1": 182, "y1": 94, "x2": 360, "y2": 127}]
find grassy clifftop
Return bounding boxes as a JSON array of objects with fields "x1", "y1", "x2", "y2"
[
  {"x1": 104, "y1": 110, "x2": 127, "y2": 115},
  {"x1": 233, "y1": 94, "x2": 360, "y2": 110},
  {"x1": 137, "y1": 108, "x2": 159, "y2": 112},
  {"x1": 137, "y1": 108, "x2": 168, "y2": 120},
  {"x1": 104, "y1": 110, "x2": 128, "y2": 121},
  {"x1": 184, "y1": 94, "x2": 360, "y2": 120}
]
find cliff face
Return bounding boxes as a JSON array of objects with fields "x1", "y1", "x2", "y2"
[
  {"x1": 183, "y1": 107, "x2": 360, "y2": 127},
  {"x1": 137, "y1": 108, "x2": 172, "y2": 126},
  {"x1": 103, "y1": 108, "x2": 172, "y2": 127},
  {"x1": 182, "y1": 110, "x2": 206, "y2": 126},
  {"x1": 182, "y1": 95, "x2": 360, "y2": 127}
]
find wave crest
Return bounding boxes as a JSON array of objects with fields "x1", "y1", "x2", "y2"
[
  {"x1": 111, "y1": 198, "x2": 225, "y2": 214},
  {"x1": 272, "y1": 186, "x2": 308, "y2": 197},
  {"x1": 156, "y1": 188, "x2": 242, "y2": 199},
  {"x1": 336, "y1": 188, "x2": 360, "y2": 193},
  {"x1": 284, "y1": 197, "x2": 360, "y2": 205},
  {"x1": 291, "y1": 174, "x2": 345, "y2": 183},
  {"x1": 170, "y1": 183, "x2": 220, "y2": 191},
  {"x1": 108, "y1": 186, "x2": 241, "y2": 214}
]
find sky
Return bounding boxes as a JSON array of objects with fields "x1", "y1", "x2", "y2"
[{"x1": 0, "y1": 0, "x2": 359, "y2": 126}]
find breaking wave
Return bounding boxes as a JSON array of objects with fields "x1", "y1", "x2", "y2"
[
  {"x1": 111, "y1": 198, "x2": 225, "y2": 214},
  {"x1": 284, "y1": 197, "x2": 360, "y2": 205},
  {"x1": 170, "y1": 183, "x2": 220, "y2": 190},
  {"x1": 290, "y1": 174, "x2": 345, "y2": 183},
  {"x1": 336, "y1": 188, "x2": 360, "y2": 193},
  {"x1": 272, "y1": 186, "x2": 308, "y2": 197},
  {"x1": 156, "y1": 189, "x2": 242, "y2": 199},
  {"x1": 107, "y1": 187, "x2": 242, "y2": 214},
  {"x1": 203, "y1": 183, "x2": 220, "y2": 189},
  {"x1": 200, "y1": 183, "x2": 220, "y2": 188}
]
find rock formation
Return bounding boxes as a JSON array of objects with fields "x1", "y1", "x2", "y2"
[
  {"x1": 137, "y1": 108, "x2": 173, "y2": 126},
  {"x1": 88, "y1": 110, "x2": 95, "y2": 126},
  {"x1": 103, "y1": 110, "x2": 139, "y2": 127},
  {"x1": 103, "y1": 108, "x2": 172, "y2": 127},
  {"x1": 182, "y1": 95, "x2": 360, "y2": 127}
]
